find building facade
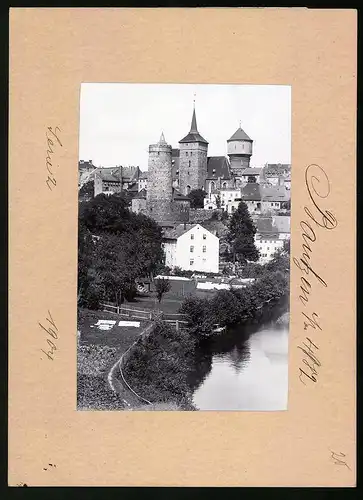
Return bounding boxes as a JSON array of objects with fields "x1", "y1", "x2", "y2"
[
  {"x1": 255, "y1": 234, "x2": 284, "y2": 264},
  {"x1": 163, "y1": 223, "x2": 219, "y2": 273}
]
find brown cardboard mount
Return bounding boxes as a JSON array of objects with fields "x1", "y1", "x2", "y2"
[{"x1": 9, "y1": 8, "x2": 356, "y2": 487}]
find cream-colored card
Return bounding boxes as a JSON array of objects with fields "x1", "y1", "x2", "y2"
[{"x1": 9, "y1": 8, "x2": 356, "y2": 487}]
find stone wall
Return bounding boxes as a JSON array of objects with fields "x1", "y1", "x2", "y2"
[
  {"x1": 131, "y1": 198, "x2": 147, "y2": 215},
  {"x1": 146, "y1": 141, "x2": 173, "y2": 223},
  {"x1": 189, "y1": 208, "x2": 223, "y2": 224},
  {"x1": 179, "y1": 142, "x2": 208, "y2": 195}
]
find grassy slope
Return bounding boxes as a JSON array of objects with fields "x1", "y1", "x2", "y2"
[{"x1": 77, "y1": 308, "x2": 151, "y2": 410}]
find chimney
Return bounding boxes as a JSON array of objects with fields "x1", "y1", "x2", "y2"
[
  {"x1": 89, "y1": 160, "x2": 92, "y2": 164},
  {"x1": 184, "y1": 222, "x2": 186, "y2": 230}
]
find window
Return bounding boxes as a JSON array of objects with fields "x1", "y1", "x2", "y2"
[
  {"x1": 232, "y1": 206, "x2": 235, "y2": 212},
  {"x1": 190, "y1": 259, "x2": 194, "y2": 266},
  {"x1": 191, "y1": 234, "x2": 194, "y2": 240},
  {"x1": 186, "y1": 185, "x2": 191, "y2": 195},
  {"x1": 267, "y1": 247, "x2": 270, "y2": 250},
  {"x1": 189, "y1": 161, "x2": 191, "y2": 167},
  {"x1": 202, "y1": 258, "x2": 206, "y2": 262},
  {"x1": 222, "y1": 182, "x2": 227, "y2": 188},
  {"x1": 190, "y1": 151, "x2": 193, "y2": 156},
  {"x1": 203, "y1": 246, "x2": 206, "y2": 253},
  {"x1": 186, "y1": 152, "x2": 188, "y2": 156},
  {"x1": 190, "y1": 246, "x2": 194, "y2": 253},
  {"x1": 203, "y1": 234, "x2": 206, "y2": 240}
]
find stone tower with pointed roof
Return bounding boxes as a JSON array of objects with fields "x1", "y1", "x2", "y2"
[
  {"x1": 227, "y1": 125, "x2": 253, "y2": 176},
  {"x1": 178, "y1": 105, "x2": 208, "y2": 196},
  {"x1": 146, "y1": 132, "x2": 173, "y2": 223}
]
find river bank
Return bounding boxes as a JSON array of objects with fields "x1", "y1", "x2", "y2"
[
  {"x1": 121, "y1": 251, "x2": 290, "y2": 410},
  {"x1": 120, "y1": 320, "x2": 197, "y2": 410},
  {"x1": 77, "y1": 308, "x2": 148, "y2": 410},
  {"x1": 191, "y1": 298, "x2": 289, "y2": 410}
]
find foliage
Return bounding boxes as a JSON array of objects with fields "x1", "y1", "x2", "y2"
[
  {"x1": 282, "y1": 199, "x2": 291, "y2": 211},
  {"x1": 215, "y1": 194, "x2": 221, "y2": 209},
  {"x1": 188, "y1": 188, "x2": 207, "y2": 209},
  {"x1": 79, "y1": 180, "x2": 94, "y2": 201},
  {"x1": 122, "y1": 321, "x2": 196, "y2": 408},
  {"x1": 283, "y1": 238, "x2": 291, "y2": 255},
  {"x1": 220, "y1": 209, "x2": 229, "y2": 222},
  {"x1": 179, "y1": 296, "x2": 216, "y2": 338},
  {"x1": 237, "y1": 262, "x2": 265, "y2": 278},
  {"x1": 179, "y1": 250, "x2": 290, "y2": 337},
  {"x1": 155, "y1": 278, "x2": 172, "y2": 303},
  {"x1": 77, "y1": 344, "x2": 125, "y2": 410},
  {"x1": 78, "y1": 194, "x2": 164, "y2": 309},
  {"x1": 264, "y1": 248, "x2": 290, "y2": 274},
  {"x1": 227, "y1": 201, "x2": 259, "y2": 264}
]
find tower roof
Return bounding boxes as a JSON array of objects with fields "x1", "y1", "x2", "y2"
[
  {"x1": 179, "y1": 106, "x2": 208, "y2": 144},
  {"x1": 227, "y1": 126, "x2": 252, "y2": 142},
  {"x1": 158, "y1": 132, "x2": 167, "y2": 145}
]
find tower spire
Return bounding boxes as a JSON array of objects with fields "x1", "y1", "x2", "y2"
[
  {"x1": 159, "y1": 131, "x2": 166, "y2": 144},
  {"x1": 190, "y1": 94, "x2": 198, "y2": 133}
]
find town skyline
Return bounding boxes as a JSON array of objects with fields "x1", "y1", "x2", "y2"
[{"x1": 79, "y1": 83, "x2": 291, "y2": 170}]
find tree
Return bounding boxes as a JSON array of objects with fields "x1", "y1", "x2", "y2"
[
  {"x1": 155, "y1": 278, "x2": 171, "y2": 303},
  {"x1": 79, "y1": 193, "x2": 131, "y2": 234},
  {"x1": 79, "y1": 180, "x2": 94, "y2": 201},
  {"x1": 265, "y1": 248, "x2": 290, "y2": 275},
  {"x1": 188, "y1": 188, "x2": 207, "y2": 208},
  {"x1": 282, "y1": 199, "x2": 291, "y2": 211},
  {"x1": 92, "y1": 233, "x2": 138, "y2": 305},
  {"x1": 79, "y1": 193, "x2": 164, "y2": 279},
  {"x1": 283, "y1": 238, "x2": 291, "y2": 255},
  {"x1": 227, "y1": 201, "x2": 259, "y2": 264},
  {"x1": 215, "y1": 194, "x2": 221, "y2": 209}
]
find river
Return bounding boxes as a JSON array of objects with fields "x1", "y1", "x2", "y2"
[{"x1": 189, "y1": 297, "x2": 289, "y2": 411}]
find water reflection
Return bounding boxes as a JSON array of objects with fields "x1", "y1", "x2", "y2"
[{"x1": 188, "y1": 296, "x2": 289, "y2": 411}]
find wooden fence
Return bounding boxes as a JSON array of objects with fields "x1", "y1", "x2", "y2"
[{"x1": 100, "y1": 302, "x2": 188, "y2": 329}]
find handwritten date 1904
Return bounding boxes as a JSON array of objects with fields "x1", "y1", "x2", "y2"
[{"x1": 39, "y1": 310, "x2": 58, "y2": 361}]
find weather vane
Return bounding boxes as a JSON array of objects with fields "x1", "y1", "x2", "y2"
[
  {"x1": 193, "y1": 92, "x2": 196, "y2": 107},
  {"x1": 239, "y1": 119, "x2": 242, "y2": 128}
]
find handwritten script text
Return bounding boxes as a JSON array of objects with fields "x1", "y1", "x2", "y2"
[
  {"x1": 45, "y1": 126, "x2": 62, "y2": 191},
  {"x1": 294, "y1": 164, "x2": 338, "y2": 385},
  {"x1": 39, "y1": 310, "x2": 58, "y2": 361}
]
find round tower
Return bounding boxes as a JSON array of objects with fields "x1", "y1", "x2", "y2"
[
  {"x1": 178, "y1": 104, "x2": 208, "y2": 196},
  {"x1": 146, "y1": 132, "x2": 173, "y2": 222},
  {"x1": 227, "y1": 124, "x2": 253, "y2": 176}
]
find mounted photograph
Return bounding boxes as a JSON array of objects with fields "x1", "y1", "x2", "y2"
[{"x1": 77, "y1": 83, "x2": 291, "y2": 411}]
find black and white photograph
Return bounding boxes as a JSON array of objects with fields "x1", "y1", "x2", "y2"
[{"x1": 77, "y1": 83, "x2": 291, "y2": 411}]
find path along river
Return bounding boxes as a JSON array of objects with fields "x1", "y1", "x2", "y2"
[{"x1": 189, "y1": 296, "x2": 289, "y2": 411}]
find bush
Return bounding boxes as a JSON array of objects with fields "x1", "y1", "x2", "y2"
[
  {"x1": 122, "y1": 321, "x2": 196, "y2": 405},
  {"x1": 210, "y1": 290, "x2": 243, "y2": 326},
  {"x1": 155, "y1": 278, "x2": 172, "y2": 302},
  {"x1": 179, "y1": 251, "x2": 290, "y2": 338}
]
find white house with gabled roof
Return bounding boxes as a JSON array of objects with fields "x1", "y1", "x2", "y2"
[{"x1": 162, "y1": 223, "x2": 219, "y2": 273}]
